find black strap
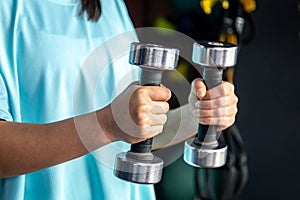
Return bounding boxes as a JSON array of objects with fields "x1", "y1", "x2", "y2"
[{"x1": 194, "y1": 124, "x2": 248, "y2": 200}]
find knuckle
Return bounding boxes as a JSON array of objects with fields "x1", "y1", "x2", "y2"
[
  {"x1": 165, "y1": 89, "x2": 172, "y2": 100},
  {"x1": 215, "y1": 108, "x2": 221, "y2": 116},
  {"x1": 228, "y1": 106, "x2": 236, "y2": 116},
  {"x1": 214, "y1": 99, "x2": 221, "y2": 107},
  {"x1": 220, "y1": 84, "x2": 227, "y2": 96},
  {"x1": 216, "y1": 118, "x2": 222, "y2": 125},
  {"x1": 156, "y1": 126, "x2": 164, "y2": 134},
  {"x1": 131, "y1": 107, "x2": 139, "y2": 119},
  {"x1": 218, "y1": 117, "x2": 227, "y2": 126},
  {"x1": 225, "y1": 117, "x2": 231, "y2": 124},
  {"x1": 139, "y1": 126, "x2": 149, "y2": 137},
  {"x1": 210, "y1": 110, "x2": 215, "y2": 117},
  {"x1": 230, "y1": 117, "x2": 235, "y2": 124},
  {"x1": 135, "y1": 87, "x2": 148, "y2": 97},
  {"x1": 198, "y1": 101, "x2": 205, "y2": 109},
  {"x1": 226, "y1": 117, "x2": 234, "y2": 126},
  {"x1": 203, "y1": 118, "x2": 211, "y2": 124},
  {"x1": 159, "y1": 102, "x2": 169, "y2": 113},
  {"x1": 159, "y1": 126, "x2": 164, "y2": 134},
  {"x1": 137, "y1": 103, "x2": 151, "y2": 113},
  {"x1": 223, "y1": 82, "x2": 233, "y2": 95},
  {"x1": 233, "y1": 106, "x2": 238, "y2": 114},
  {"x1": 232, "y1": 95, "x2": 239, "y2": 104},
  {"x1": 229, "y1": 82, "x2": 235, "y2": 92},
  {"x1": 228, "y1": 118, "x2": 235, "y2": 127},
  {"x1": 165, "y1": 102, "x2": 170, "y2": 112},
  {"x1": 151, "y1": 114, "x2": 167, "y2": 126},
  {"x1": 224, "y1": 81, "x2": 234, "y2": 91},
  {"x1": 131, "y1": 97, "x2": 145, "y2": 109},
  {"x1": 199, "y1": 110, "x2": 208, "y2": 117},
  {"x1": 135, "y1": 113, "x2": 149, "y2": 126}
]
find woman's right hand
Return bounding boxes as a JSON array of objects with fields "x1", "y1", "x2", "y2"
[{"x1": 99, "y1": 82, "x2": 171, "y2": 144}]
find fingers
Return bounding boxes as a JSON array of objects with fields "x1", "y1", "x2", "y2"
[
  {"x1": 197, "y1": 116, "x2": 236, "y2": 129},
  {"x1": 130, "y1": 86, "x2": 170, "y2": 124},
  {"x1": 195, "y1": 95, "x2": 238, "y2": 109},
  {"x1": 193, "y1": 105, "x2": 238, "y2": 118},
  {"x1": 151, "y1": 101, "x2": 169, "y2": 114},
  {"x1": 145, "y1": 85, "x2": 172, "y2": 101},
  {"x1": 149, "y1": 113, "x2": 167, "y2": 125},
  {"x1": 130, "y1": 102, "x2": 169, "y2": 126},
  {"x1": 193, "y1": 79, "x2": 235, "y2": 100},
  {"x1": 108, "y1": 81, "x2": 173, "y2": 144},
  {"x1": 193, "y1": 101, "x2": 238, "y2": 129},
  {"x1": 122, "y1": 85, "x2": 170, "y2": 143},
  {"x1": 192, "y1": 78, "x2": 206, "y2": 98},
  {"x1": 202, "y1": 81, "x2": 235, "y2": 100},
  {"x1": 190, "y1": 79, "x2": 238, "y2": 130}
]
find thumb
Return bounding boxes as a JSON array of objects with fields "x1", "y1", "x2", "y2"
[{"x1": 192, "y1": 78, "x2": 206, "y2": 99}]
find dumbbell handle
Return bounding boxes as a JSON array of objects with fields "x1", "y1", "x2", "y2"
[
  {"x1": 195, "y1": 67, "x2": 223, "y2": 146},
  {"x1": 130, "y1": 69, "x2": 163, "y2": 153}
]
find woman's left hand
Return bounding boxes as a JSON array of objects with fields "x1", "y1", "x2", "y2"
[{"x1": 188, "y1": 78, "x2": 239, "y2": 130}]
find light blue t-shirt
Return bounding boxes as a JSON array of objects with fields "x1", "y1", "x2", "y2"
[{"x1": 0, "y1": 0, "x2": 155, "y2": 199}]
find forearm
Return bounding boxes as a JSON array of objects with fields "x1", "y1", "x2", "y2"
[
  {"x1": 0, "y1": 107, "x2": 112, "y2": 178},
  {"x1": 153, "y1": 104, "x2": 198, "y2": 150}
]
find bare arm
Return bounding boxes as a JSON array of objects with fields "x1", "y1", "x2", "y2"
[
  {"x1": 0, "y1": 79, "x2": 237, "y2": 178},
  {"x1": 0, "y1": 84, "x2": 171, "y2": 178},
  {"x1": 0, "y1": 108, "x2": 112, "y2": 178}
]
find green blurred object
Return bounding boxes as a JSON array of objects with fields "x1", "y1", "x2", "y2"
[{"x1": 154, "y1": 16, "x2": 176, "y2": 30}]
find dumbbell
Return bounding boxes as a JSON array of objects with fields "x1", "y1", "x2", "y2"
[
  {"x1": 184, "y1": 41, "x2": 238, "y2": 168},
  {"x1": 114, "y1": 42, "x2": 179, "y2": 184}
]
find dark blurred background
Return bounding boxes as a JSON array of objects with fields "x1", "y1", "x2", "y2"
[{"x1": 124, "y1": 0, "x2": 300, "y2": 199}]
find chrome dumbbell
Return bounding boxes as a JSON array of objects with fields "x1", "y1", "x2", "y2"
[
  {"x1": 184, "y1": 41, "x2": 238, "y2": 168},
  {"x1": 114, "y1": 42, "x2": 179, "y2": 184}
]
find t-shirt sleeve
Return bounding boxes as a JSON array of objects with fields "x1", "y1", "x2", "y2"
[{"x1": 0, "y1": 74, "x2": 12, "y2": 121}]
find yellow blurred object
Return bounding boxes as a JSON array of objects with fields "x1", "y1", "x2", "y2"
[
  {"x1": 222, "y1": 0, "x2": 229, "y2": 10},
  {"x1": 241, "y1": 0, "x2": 256, "y2": 13},
  {"x1": 200, "y1": 0, "x2": 229, "y2": 14},
  {"x1": 200, "y1": 0, "x2": 256, "y2": 15},
  {"x1": 226, "y1": 68, "x2": 235, "y2": 84},
  {"x1": 220, "y1": 33, "x2": 238, "y2": 45},
  {"x1": 200, "y1": 0, "x2": 218, "y2": 14},
  {"x1": 200, "y1": 0, "x2": 256, "y2": 83}
]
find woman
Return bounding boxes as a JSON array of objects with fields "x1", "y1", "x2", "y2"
[{"x1": 0, "y1": 0, "x2": 238, "y2": 199}]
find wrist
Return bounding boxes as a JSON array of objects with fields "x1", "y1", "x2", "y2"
[{"x1": 96, "y1": 105, "x2": 119, "y2": 143}]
